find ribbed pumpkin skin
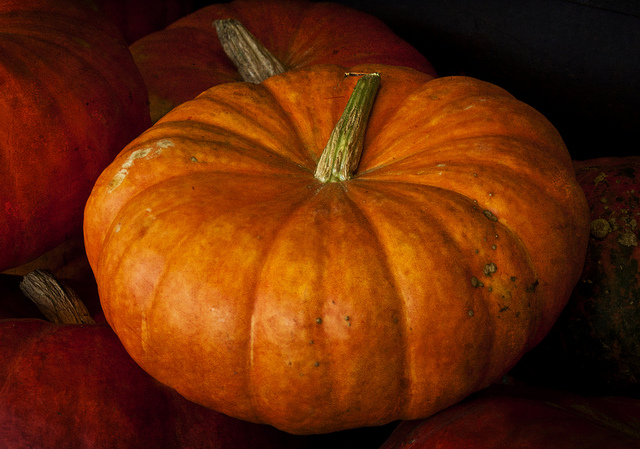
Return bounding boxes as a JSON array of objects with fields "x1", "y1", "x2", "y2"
[
  {"x1": 84, "y1": 64, "x2": 590, "y2": 434},
  {"x1": 130, "y1": 0, "x2": 437, "y2": 122},
  {"x1": 0, "y1": 0, "x2": 150, "y2": 272},
  {"x1": 514, "y1": 157, "x2": 640, "y2": 397}
]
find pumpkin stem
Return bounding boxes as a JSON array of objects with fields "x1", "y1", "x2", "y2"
[
  {"x1": 315, "y1": 72, "x2": 381, "y2": 183},
  {"x1": 214, "y1": 18, "x2": 287, "y2": 83},
  {"x1": 19, "y1": 269, "x2": 95, "y2": 325}
]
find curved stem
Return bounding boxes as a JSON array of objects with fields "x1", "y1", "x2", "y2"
[
  {"x1": 20, "y1": 269, "x2": 95, "y2": 325},
  {"x1": 314, "y1": 73, "x2": 381, "y2": 183},
  {"x1": 214, "y1": 18, "x2": 287, "y2": 83}
]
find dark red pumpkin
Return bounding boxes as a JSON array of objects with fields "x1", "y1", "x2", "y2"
[
  {"x1": 93, "y1": 0, "x2": 195, "y2": 44},
  {"x1": 513, "y1": 157, "x2": 640, "y2": 397},
  {"x1": 129, "y1": 0, "x2": 437, "y2": 122},
  {"x1": 0, "y1": 0, "x2": 150, "y2": 272},
  {"x1": 2, "y1": 231, "x2": 92, "y2": 284},
  {"x1": 0, "y1": 271, "x2": 307, "y2": 449},
  {"x1": 380, "y1": 383, "x2": 640, "y2": 449}
]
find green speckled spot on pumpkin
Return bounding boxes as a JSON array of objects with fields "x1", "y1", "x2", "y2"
[{"x1": 590, "y1": 218, "x2": 611, "y2": 239}]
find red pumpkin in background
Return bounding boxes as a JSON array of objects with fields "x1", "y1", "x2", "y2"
[
  {"x1": 513, "y1": 157, "x2": 640, "y2": 398},
  {"x1": 129, "y1": 0, "x2": 437, "y2": 122},
  {"x1": 93, "y1": 0, "x2": 195, "y2": 44},
  {"x1": 380, "y1": 383, "x2": 640, "y2": 449},
  {"x1": 0, "y1": 0, "x2": 150, "y2": 272},
  {"x1": 3, "y1": 232, "x2": 92, "y2": 284},
  {"x1": 0, "y1": 271, "x2": 307, "y2": 449}
]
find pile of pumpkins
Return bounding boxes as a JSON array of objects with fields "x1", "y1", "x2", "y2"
[{"x1": 1, "y1": 0, "x2": 638, "y2": 447}]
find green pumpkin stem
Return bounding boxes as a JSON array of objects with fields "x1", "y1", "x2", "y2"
[
  {"x1": 315, "y1": 72, "x2": 381, "y2": 183},
  {"x1": 214, "y1": 18, "x2": 287, "y2": 83},
  {"x1": 20, "y1": 269, "x2": 95, "y2": 325}
]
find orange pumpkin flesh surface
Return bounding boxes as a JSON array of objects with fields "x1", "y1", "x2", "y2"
[
  {"x1": 130, "y1": 0, "x2": 437, "y2": 122},
  {"x1": 84, "y1": 64, "x2": 590, "y2": 434},
  {"x1": 0, "y1": 0, "x2": 150, "y2": 272}
]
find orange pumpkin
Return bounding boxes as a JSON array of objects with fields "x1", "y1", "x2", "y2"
[
  {"x1": 0, "y1": 0, "x2": 150, "y2": 272},
  {"x1": 129, "y1": 0, "x2": 437, "y2": 122},
  {"x1": 84, "y1": 64, "x2": 589, "y2": 434}
]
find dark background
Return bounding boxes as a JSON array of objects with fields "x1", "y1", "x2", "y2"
[{"x1": 195, "y1": 0, "x2": 639, "y2": 161}]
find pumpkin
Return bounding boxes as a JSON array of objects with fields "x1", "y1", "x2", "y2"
[
  {"x1": 93, "y1": 0, "x2": 195, "y2": 44},
  {"x1": 83, "y1": 63, "x2": 590, "y2": 434},
  {"x1": 0, "y1": 0, "x2": 151, "y2": 272},
  {"x1": 380, "y1": 383, "x2": 640, "y2": 449},
  {"x1": 513, "y1": 157, "x2": 640, "y2": 397},
  {"x1": 129, "y1": 0, "x2": 437, "y2": 122},
  {"x1": 2, "y1": 231, "x2": 92, "y2": 283},
  {"x1": 0, "y1": 270, "x2": 307, "y2": 449}
]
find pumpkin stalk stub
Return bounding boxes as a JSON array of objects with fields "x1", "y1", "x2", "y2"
[
  {"x1": 315, "y1": 72, "x2": 381, "y2": 183},
  {"x1": 19, "y1": 269, "x2": 95, "y2": 325},
  {"x1": 214, "y1": 18, "x2": 287, "y2": 83}
]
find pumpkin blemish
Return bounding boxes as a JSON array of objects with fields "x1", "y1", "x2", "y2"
[
  {"x1": 526, "y1": 280, "x2": 539, "y2": 292},
  {"x1": 471, "y1": 277, "x2": 484, "y2": 288},
  {"x1": 618, "y1": 231, "x2": 638, "y2": 247},
  {"x1": 483, "y1": 210, "x2": 498, "y2": 222},
  {"x1": 483, "y1": 262, "x2": 497, "y2": 276},
  {"x1": 594, "y1": 172, "x2": 607, "y2": 185},
  {"x1": 108, "y1": 143, "x2": 168, "y2": 192},
  {"x1": 590, "y1": 218, "x2": 611, "y2": 238}
]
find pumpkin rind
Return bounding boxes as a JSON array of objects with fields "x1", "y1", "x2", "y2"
[
  {"x1": 93, "y1": 0, "x2": 195, "y2": 44},
  {"x1": 84, "y1": 64, "x2": 590, "y2": 434},
  {"x1": 0, "y1": 319, "x2": 309, "y2": 449},
  {"x1": 513, "y1": 157, "x2": 640, "y2": 397},
  {"x1": 129, "y1": 0, "x2": 437, "y2": 122},
  {"x1": 0, "y1": 0, "x2": 150, "y2": 272},
  {"x1": 380, "y1": 384, "x2": 640, "y2": 449},
  {"x1": 0, "y1": 272, "x2": 307, "y2": 449}
]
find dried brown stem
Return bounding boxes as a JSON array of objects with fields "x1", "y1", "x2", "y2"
[{"x1": 20, "y1": 269, "x2": 95, "y2": 325}]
